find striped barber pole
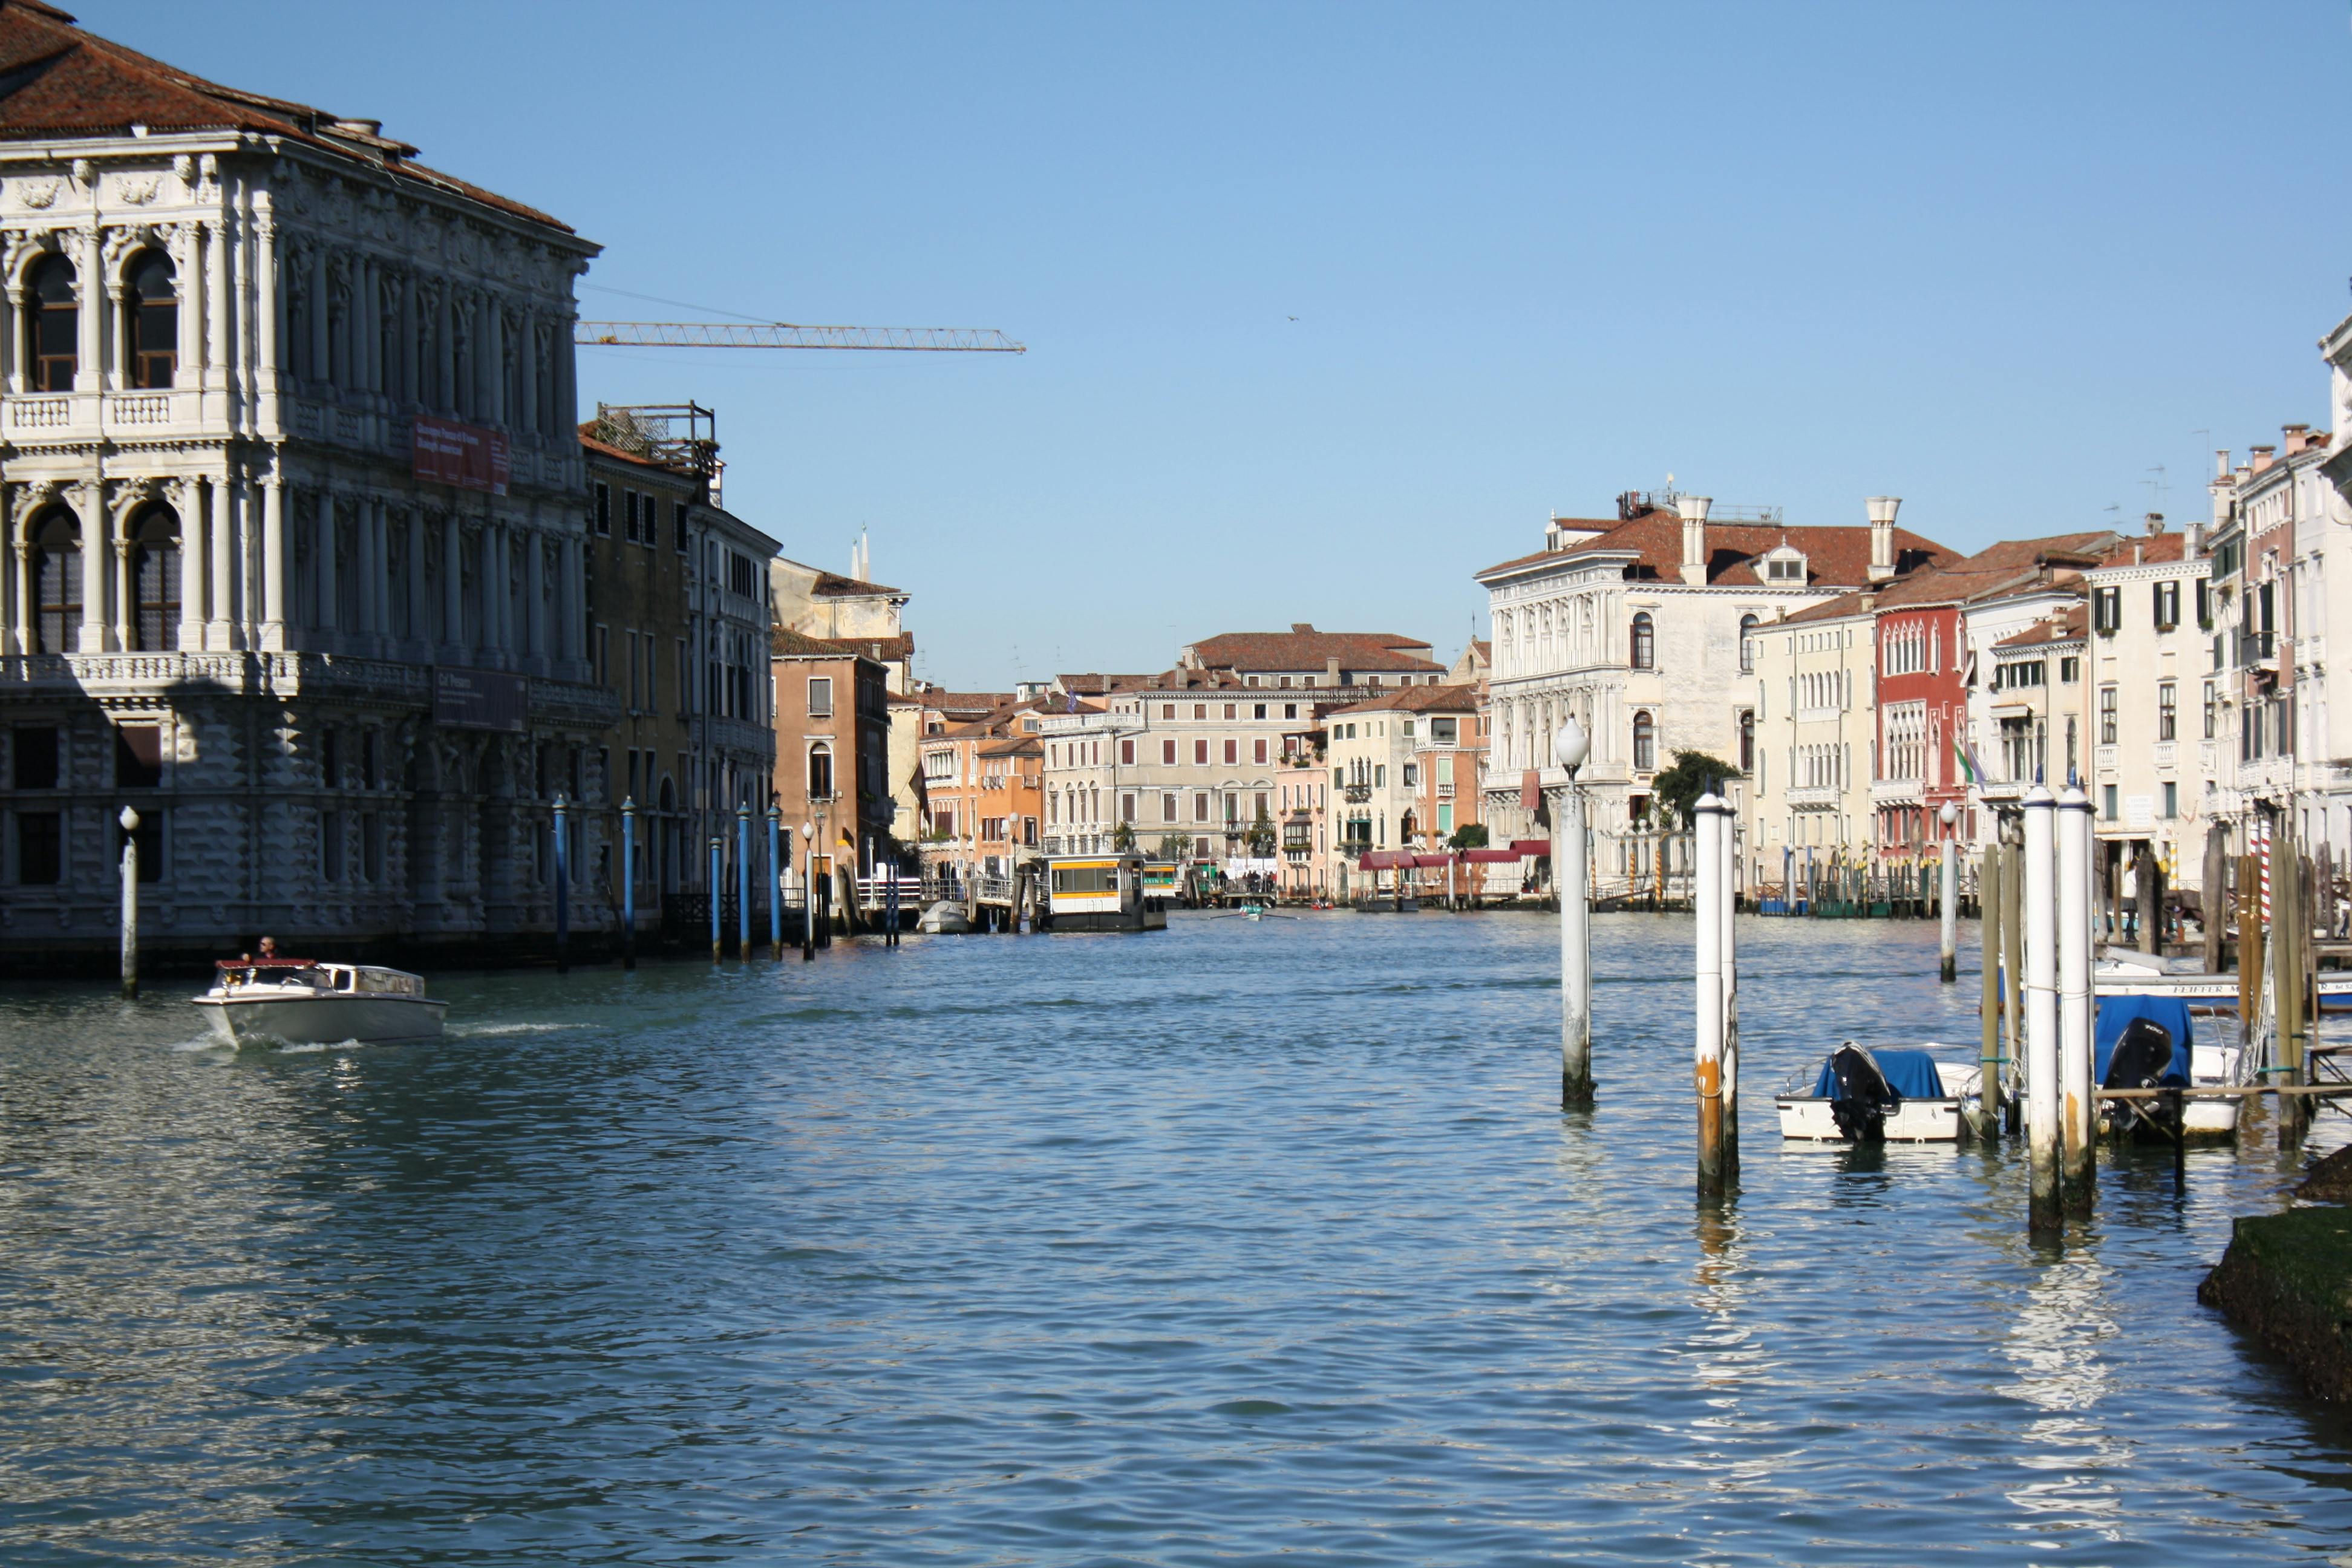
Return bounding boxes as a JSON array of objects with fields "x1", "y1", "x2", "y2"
[{"x1": 2256, "y1": 816, "x2": 2273, "y2": 925}]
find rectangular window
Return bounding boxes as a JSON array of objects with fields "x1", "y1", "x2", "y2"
[
  {"x1": 808, "y1": 676, "x2": 833, "y2": 717},
  {"x1": 2059, "y1": 656, "x2": 2079, "y2": 684},
  {"x1": 594, "y1": 625, "x2": 610, "y2": 687},
  {"x1": 1194, "y1": 739, "x2": 1209, "y2": 765},
  {"x1": 675, "y1": 501, "x2": 690, "y2": 553},
  {"x1": 16, "y1": 811, "x2": 60, "y2": 884},
  {"x1": 1438, "y1": 803, "x2": 1454, "y2": 834},
  {"x1": 2157, "y1": 682, "x2": 2177, "y2": 741},
  {"x1": 2099, "y1": 685, "x2": 2117, "y2": 745},
  {"x1": 115, "y1": 724, "x2": 162, "y2": 789},
  {"x1": 2203, "y1": 681, "x2": 2217, "y2": 740},
  {"x1": 1253, "y1": 737, "x2": 1268, "y2": 764},
  {"x1": 1223, "y1": 738, "x2": 1237, "y2": 765},
  {"x1": 622, "y1": 490, "x2": 639, "y2": 544},
  {"x1": 1122, "y1": 793, "x2": 1136, "y2": 822},
  {"x1": 1162, "y1": 738, "x2": 1177, "y2": 765},
  {"x1": 2195, "y1": 577, "x2": 2212, "y2": 629},
  {"x1": 2162, "y1": 782, "x2": 2178, "y2": 820},
  {"x1": 1120, "y1": 739, "x2": 1135, "y2": 766},
  {"x1": 13, "y1": 725, "x2": 59, "y2": 789},
  {"x1": 2154, "y1": 580, "x2": 2179, "y2": 631},
  {"x1": 2102, "y1": 783, "x2": 2118, "y2": 820},
  {"x1": 1194, "y1": 791, "x2": 1210, "y2": 822},
  {"x1": 1162, "y1": 792, "x2": 1177, "y2": 822},
  {"x1": 594, "y1": 483, "x2": 612, "y2": 537},
  {"x1": 321, "y1": 808, "x2": 344, "y2": 881}
]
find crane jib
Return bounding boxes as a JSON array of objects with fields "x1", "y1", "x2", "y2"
[{"x1": 573, "y1": 322, "x2": 1024, "y2": 353}]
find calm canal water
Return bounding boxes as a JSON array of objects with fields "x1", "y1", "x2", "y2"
[{"x1": 4, "y1": 913, "x2": 2351, "y2": 1564}]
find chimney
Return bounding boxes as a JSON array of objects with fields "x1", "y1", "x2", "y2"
[
  {"x1": 1326, "y1": 655, "x2": 1342, "y2": 685},
  {"x1": 2251, "y1": 444, "x2": 2277, "y2": 473},
  {"x1": 1677, "y1": 494, "x2": 1711, "y2": 587},
  {"x1": 1866, "y1": 496, "x2": 1901, "y2": 584},
  {"x1": 2146, "y1": 512, "x2": 2165, "y2": 535},
  {"x1": 1292, "y1": 622, "x2": 1313, "y2": 634}
]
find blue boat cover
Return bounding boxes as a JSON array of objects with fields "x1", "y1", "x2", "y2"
[
  {"x1": 2094, "y1": 995, "x2": 2194, "y2": 1086},
  {"x1": 1809, "y1": 1047, "x2": 1949, "y2": 1100}
]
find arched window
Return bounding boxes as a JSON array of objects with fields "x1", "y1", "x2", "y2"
[
  {"x1": 125, "y1": 250, "x2": 177, "y2": 389},
  {"x1": 1631, "y1": 611, "x2": 1656, "y2": 670},
  {"x1": 26, "y1": 253, "x2": 76, "y2": 392},
  {"x1": 1632, "y1": 710, "x2": 1656, "y2": 772},
  {"x1": 128, "y1": 506, "x2": 180, "y2": 651},
  {"x1": 29, "y1": 509, "x2": 80, "y2": 653},
  {"x1": 1739, "y1": 613, "x2": 1758, "y2": 674},
  {"x1": 808, "y1": 743, "x2": 834, "y2": 800}
]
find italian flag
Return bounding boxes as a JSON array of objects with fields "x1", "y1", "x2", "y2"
[{"x1": 1953, "y1": 737, "x2": 1983, "y2": 787}]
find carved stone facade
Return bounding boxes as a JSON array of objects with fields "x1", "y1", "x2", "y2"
[{"x1": 0, "y1": 15, "x2": 616, "y2": 969}]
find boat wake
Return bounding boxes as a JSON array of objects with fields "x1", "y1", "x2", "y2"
[{"x1": 447, "y1": 1021, "x2": 568, "y2": 1037}]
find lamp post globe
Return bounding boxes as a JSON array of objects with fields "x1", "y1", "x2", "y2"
[
  {"x1": 1554, "y1": 716, "x2": 1590, "y2": 775},
  {"x1": 1939, "y1": 800, "x2": 1959, "y2": 832}
]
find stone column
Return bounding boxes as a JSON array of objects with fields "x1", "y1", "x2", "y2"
[
  {"x1": 442, "y1": 512, "x2": 463, "y2": 659},
  {"x1": 261, "y1": 474, "x2": 285, "y2": 648},
  {"x1": 110, "y1": 512, "x2": 134, "y2": 651},
  {"x1": 358, "y1": 258, "x2": 378, "y2": 395},
  {"x1": 4, "y1": 278, "x2": 22, "y2": 396},
  {"x1": 178, "y1": 480, "x2": 206, "y2": 650},
  {"x1": 309, "y1": 245, "x2": 330, "y2": 388},
  {"x1": 177, "y1": 223, "x2": 203, "y2": 390},
  {"x1": 74, "y1": 224, "x2": 100, "y2": 393},
  {"x1": 352, "y1": 493, "x2": 376, "y2": 640},
  {"x1": 205, "y1": 218, "x2": 230, "y2": 412},
  {"x1": 554, "y1": 307, "x2": 577, "y2": 434},
  {"x1": 407, "y1": 509, "x2": 428, "y2": 653},
  {"x1": 517, "y1": 312, "x2": 538, "y2": 436},
  {"x1": 399, "y1": 272, "x2": 418, "y2": 404},
  {"x1": 477, "y1": 295, "x2": 498, "y2": 423},
  {"x1": 561, "y1": 534, "x2": 583, "y2": 664},
  {"x1": 436, "y1": 286, "x2": 455, "y2": 413},
  {"x1": 315, "y1": 492, "x2": 338, "y2": 639},
  {"x1": 523, "y1": 517, "x2": 546, "y2": 668},
  {"x1": 253, "y1": 213, "x2": 278, "y2": 417}
]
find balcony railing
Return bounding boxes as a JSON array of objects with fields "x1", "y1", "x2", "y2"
[
  {"x1": 2239, "y1": 630, "x2": 2277, "y2": 667},
  {"x1": 1342, "y1": 783, "x2": 1371, "y2": 802}
]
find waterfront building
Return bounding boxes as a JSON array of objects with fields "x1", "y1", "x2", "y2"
[
  {"x1": 0, "y1": 5, "x2": 609, "y2": 966},
  {"x1": 1275, "y1": 721, "x2": 1329, "y2": 899},
  {"x1": 920, "y1": 700, "x2": 1047, "y2": 885},
  {"x1": 2080, "y1": 524, "x2": 2217, "y2": 894},
  {"x1": 1747, "y1": 596, "x2": 1875, "y2": 884},
  {"x1": 1478, "y1": 491, "x2": 1952, "y2": 896},
  {"x1": 769, "y1": 629, "x2": 893, "y2": 880},
  {"x1": 1322, "y1": 685, "x2": 1485, "y2": 898},
  {"x1": 770, "y1": 542, "x2": 921, "y2": 840},
  {"x1": 1036, "y1": 671, "x2": 1306, "y2": 867},
  {"x1": 581, "y1": 406, "x2": 779, "y2": 923}
]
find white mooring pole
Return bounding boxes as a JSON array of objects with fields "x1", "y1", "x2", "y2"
[
  {"x1": 1694, "y1": 790, "x2": 1730, "y2": 1196},
  {"x1": 1718, "y1": 792, "x2": 1740, "y2": 1171},
  {"x1": 1938, "y1": 801, "x2": 1959, "y2": 984},
  {"x1": 2022, "y1": 785, "x2": 2060, "y2": 1233},
  {"x1": 118, "y1": 806, "x2": 140, "y2": 1000},
  {"x1": 2057, "y1": 785, "x2": 2097, "y2": 1209},
  {"x1": 1557, "y1": 717, "x2": 1592, "y2": 1107}
]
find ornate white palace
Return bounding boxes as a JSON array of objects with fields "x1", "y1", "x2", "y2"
[{"x1": 0, "y1": 5, "x2": 615, "y2": 965}]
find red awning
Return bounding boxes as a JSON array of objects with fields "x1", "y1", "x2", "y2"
[
  {"x1": 1359, "y1": 850, "x2": 1416, "y2": 869},
  {"x1": 1511, "y1": 838, "x2": 1552, "y2": 857},
  {"x1": 1413, "y1": 853, "x2": 1454, "y2": 867},
  {"x1": 1460, "y1": 848, "x2": 1520, "y2": 864}
]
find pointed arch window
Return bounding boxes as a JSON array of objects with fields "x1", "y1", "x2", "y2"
[
  {"x1": 29, "y1": 509, "x2": 80, "y2": 652},
  {"x1": 125, "y1": 250, "x2": 177, "y2": 388},
  {"x1": 1631, "y1": 611, "x2": 1656, "y2": 670},
  {"x1": 128, "y1": 506, "x2": 181, "y2": 650},
  {"x1": 26, "y1": 253, "x2": 76, "y2": 391}
]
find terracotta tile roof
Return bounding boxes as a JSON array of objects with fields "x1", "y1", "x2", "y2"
[
  {"x1": 1479, "y1": 512, "x2": 1955, "y2": 588},
  {"x1": 977, "y1": 736, "x2": 1044, "y2": 759},
  {"x1": 769, "y1": 627, "x2": 912, "y2": 662},
  {"x1": 580, "y1": 430, "x2": 696, "y2": 476},
  {"x1": 1325, "y1": 682, "x2": 1483, "y2": 717},
  {"x1": 1994, "y1": 604, "x2": 2088, "y2": 650},
  {"x1": 812, "y1": 570, "x2": 906, "y2": 599},
  {"x1": 926, "y1": 691, "x2": 1015, "y2": 720},
  {"x1": 1183, "y1": 624, "x2": 1443, "y2": 674},
  {"x1": 2094, "y1": 531, "x2": 2191, "y2": 567},
  {"x1": 1777, "y1": 531, "x2": 2123, "y2": 626},
  {"x1": 0, "y1": 3, "x2": 574, "y2": 232},
  {"x1": 1051, "y1": 672, "x2": 1160, "y2": 695}
]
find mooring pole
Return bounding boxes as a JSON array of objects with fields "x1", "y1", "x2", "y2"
[
  {"x1": 736, "y1": 805, "x2": 753, "y2": 958},
  {"x1": 2201, "y1": 823, "x2": 2227, "y2": 975},
  {"x1": 802, "y1": 820, "x2": 817, "y2": 962},
  {"x1": 118, "y1": 806, "x2": 139, "y2": 1000},
  {"x1": 768, "y1": 806, "x2": 784, "y2": 958},
  {"x1": 1719, "y1": 792, "x2": 1740, "y2": 1175},
  {"x1": 1556, "y1": 717, "x2": 1593, "y2": 1108},
  {"x1": 1938, "y1": 802, "x2": 1959, "y2": 983},
  {"x1": 1694, "y1": 791, "x2": 1730, "y2": 1197},
  {"x1": 2022, "y1": 786, "x2": 2060, "y2": 1233},
  {"x1": 553, "y1": 794, "x2": 570, "y2": 975},
  {"x1": 2057, "y1": 785, "x2": 2096, "y2": 1211},
  {"x1": 620, "y1": 797, "x2": 638, "y2": 970},
  {"x1": 708, "y1": 836, "x2": 722, "y2": 963},
  {"x1": 1978, "y1": 841, "x2": 2004, "y2": 1138},
  {"x1": 2001, "y1": 826, "x2": 2024, "y2": 1118}
]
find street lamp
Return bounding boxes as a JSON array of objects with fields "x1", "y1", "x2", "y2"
[
  {"x1": 802, "y1": 820, "x2": 818, "y2": 961},
  {"x1": 1939, "y1": 799, "x2": 1961, "y2": 982}
]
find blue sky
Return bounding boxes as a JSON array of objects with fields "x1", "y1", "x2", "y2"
[{"x1": 111, "y1": 2, "x2": 2352, "y2": 688}]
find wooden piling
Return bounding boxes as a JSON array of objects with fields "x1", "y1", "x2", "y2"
[{"x1": 2202, "y1": 824, "x2": 2227, "y2": 975}]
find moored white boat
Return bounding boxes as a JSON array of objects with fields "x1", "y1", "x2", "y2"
[
  {"x1": 193, "y1": 959, "x2": 448, "y2": 1047},
  {"x1": 2097, "y1": 992, "x2": 2241, "y2": 1139},
  {"x1": 1776, "y1": 1044, "x2": 1975, "y2": 1143}
]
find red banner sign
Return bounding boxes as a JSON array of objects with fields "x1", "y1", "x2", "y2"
[{"x1": 413, "y1": 416, "x2": 511, "y2": 495}]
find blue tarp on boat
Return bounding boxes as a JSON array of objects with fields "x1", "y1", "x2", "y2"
[
  {"x1": 2094, "y1": 994, "x2": 2194, "y2": 1086},
  {"x1": 1809, "y1": 1047, "x2": 1949, "y2": 1100}
]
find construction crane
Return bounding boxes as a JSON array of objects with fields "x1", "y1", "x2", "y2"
[{"x1": 575, "y1": 321, "x2": 1024, "y2": 353}]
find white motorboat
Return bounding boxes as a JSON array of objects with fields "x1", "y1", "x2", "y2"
[
  {"x1": 2097, "y1": 993, "x2": 2241, "y2": 1140},
  {"x1": 916, "y1": 900, "x2": 972, "y2": 935},
  {"x1": 2094, "y1": 950, "x2": 2352, "y2": 1011},
  {"x1": 1776, "y1": 1044, "x2": 1976, "y2": 1143},
  {"x1": 194, "y1": 959, "x2": 448, "y2": 1047}
]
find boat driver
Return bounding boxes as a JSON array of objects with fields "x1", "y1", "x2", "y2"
[{"x1": 257, "y1": 935, "x2": 278, "y2": 959}]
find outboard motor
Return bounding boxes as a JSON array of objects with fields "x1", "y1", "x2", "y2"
[
  {"x1": 1827, "y1": 1043, "x2": 1902, "y2": 1143},
  {"x1": 2102, "y1": 1016, "x2": 2177, "y2": 1137}
]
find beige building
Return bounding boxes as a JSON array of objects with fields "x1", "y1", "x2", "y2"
[
  {"x1": 2082, "y1": 527, "x2": 2215, "y2": 892},
  {"x1": 1037, "y1": 671, "x2": 1301, "y2": 863},
  {"x1": 1746, "y1": 598, "x2": 1875, "y2": 884}
]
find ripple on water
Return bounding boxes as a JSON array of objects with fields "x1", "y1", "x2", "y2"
[{"x1": 1, "y1": 912, "x2": 2350, "y2": 1566}]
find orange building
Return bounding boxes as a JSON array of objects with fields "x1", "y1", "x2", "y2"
[{"x1": 918, "y1": 700, "x2": 1057, "y2": 887}]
